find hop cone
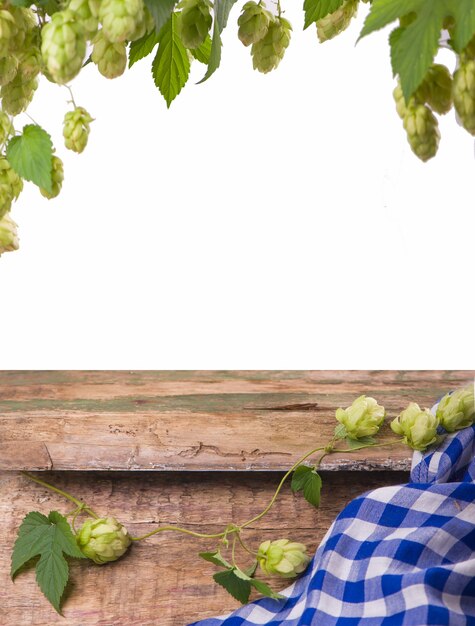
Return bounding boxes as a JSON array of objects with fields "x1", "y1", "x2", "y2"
[
  {"x1": 129, "y1": 7, "x2": 155, "y2": 42},
  {"x1": 9, "y1": 6, "x2": 36, "y2": 52},
  {"x1": 453, "y1": 59, "x2": 475, "y2": 136},
  {"x1": 0, "y1": 110, "x2": 13, "y2": 144},
  {"x1": 0, "y1": 213, "x2": 19, "y2": 255},
  {"x1": 18, "y1": 28, "x2": 42, "y2": 80},
  {"x1": 251, "y1": 16, "x2": 292, "y2": 74},
  {"x1": 1, "y1": 71, "x2": 38, "y2": 116},
  {"x1": 178, "y1": 0, "x2": 212, "y2": 49},
  {"x1": 316, "y1": 0, "x2": 358, "y2": 43},
  {"x1": 0, "y1": 55, "x2": 18, "y2": 86},
  {"x1": 0, "y1": 9, "x2": 18, "y2": 57},
  {"x1": 76, "y1": 517, "x2": 131, "y2": 564},
  {"x1": 436, "y1": 385, "x2": 474, "y2": 433},
  {"x1": 91, "y1": 30, "x2": 127, "y2": 79},
  {"x1": 99, "y1": 0, "x2": 145, "y2": 43},
  {"x1": 416, "y1": 64, "x2": 453, "y2": 115},
  {"x1": 0, "y1": 157, "x2": 22, "y2": 219},
  {"x1": 403, "y1": 102, "x2": 440, "y2": 162},
  {"x1": 391, "y1": 402, "x2": 439, "y2": 451},
  {"x1": 335, "y1": 395, "x2": 385, "y2": 439},
  {"x1": 238, "y1": 1, "x2": 273, "y2": 47},
  {"x1": 393, "y1": 82, "x2": 407, "y2": 119},
  {"x1": 40, "y1": 156, "x2": 64, "y2": 199},
  {"x1": 68, "y1": 0, "x2": 100, "y2": 38},
  {"x1": 41, "y1": 10, "x2": 87, "y2": 84},
  {"x1": 258, "y1": 539, "x2": 309, "y2": 578},
  {"x1": 63, "y1": 106, "x2": 94, "y2": 153}
]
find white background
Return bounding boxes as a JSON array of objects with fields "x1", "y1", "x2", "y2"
[{"x1": 0, "y1": 6, "x2": 474, "y2": 369}]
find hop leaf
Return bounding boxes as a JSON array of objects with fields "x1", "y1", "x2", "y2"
[
  {"x1": 151, "y1": 12, "x2": 190, "y2": 107},
  {"x1": 6, "y1": 124, "x2": 54, "y2": 194},
  {"x1": 291, "y1": 465, "x2": 322, "y2": 507},
  {"x1": 11, "y1": 511, "x2": 85, "y2": 613}
]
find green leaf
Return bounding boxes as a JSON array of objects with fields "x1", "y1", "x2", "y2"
[
  {"x1": 11, "y1": 511, "x2": 85, "y2": 613},
  {"x1": 334, "y1": 423, "x2": 347, "y2": 439},
  {"x1": 291, "y1": 466, "x2": 322, "y2": 507},
  {"x1": 250, "y1": 578, "x2": 285, "y2": 600},
  {"x1": 345, "y1": 435, "x2": 375, "y2": 449},
  {"x1": 191, "y1": 35, "x2": 212, "y2": 64},
  {"x1": 129, "y1": 30, "x2": 160, "y2": 67},
  {"x1": 6, "y1": 125, "x2": 53, "y2": 194},
  {"x1": 243, "y1": 560, "x2": 258, "y2": 578},
  {"x1": 303, "y1": 0, "x2": 345, "y2": 30},
  {"x1": 213, "y1": 569, "x2": 251, "y2": 604},
  {"x1": 151, "y1": 13, "x2": 191, "y2": 107},
  {"x1": 199, "y1": 550, "x2": 233, "y2": 569},
  {"x1": 291, "y1": 465, "x2": 313, "y2": 492},
  {"x1": 198, "y1": 0, "x2": 238, "y2": 84},
  {"x1": 360, "y1": 0, "x2": 475, "y2": 100},
  {"x1": 144, "y1": 0, "x2": 179, "y2": 33}
]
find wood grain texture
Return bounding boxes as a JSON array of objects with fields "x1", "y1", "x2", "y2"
[
  {"x1": 0, "y1": 470, "x2": 409, "y2": 626},
  {"x1": 1, "y1": 371, "x2": 473, "y2": 471}
]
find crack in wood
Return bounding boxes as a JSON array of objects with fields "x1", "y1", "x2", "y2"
[
  {"x1": 177, "y1": 442, "x2": 292, "y2": 461},
  {"x1": 250, "y1": 403, "x2": 320, "y2": 411}
]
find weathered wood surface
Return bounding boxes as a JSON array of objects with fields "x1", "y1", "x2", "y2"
[
  {"x1": 0, "y1": 470, "x2": 409, "y2": 626},
  {"x1": 1, "y1": 371, "x2": 473, "y2": 471}
]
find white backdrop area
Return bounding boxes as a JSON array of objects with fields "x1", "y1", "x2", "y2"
[{"x1": 0, "y1": 6, "x2": 473, "y2": 369}]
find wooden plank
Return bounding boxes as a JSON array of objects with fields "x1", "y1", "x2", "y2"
[
  {"x1": 1, "y1": 371, "x2": 473, "y2": 471},
  {"x1": 0, "y1": 469, "x2": 409, "y2": 626}
]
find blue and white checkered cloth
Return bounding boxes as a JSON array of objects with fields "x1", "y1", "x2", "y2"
[{"x1": 190, "y1": 409, "x2": 475, "y2": 625}]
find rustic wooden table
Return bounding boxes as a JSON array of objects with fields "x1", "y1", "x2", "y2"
[{"x1": 1, "y1": 371, "x2": 473, "y2": 625}]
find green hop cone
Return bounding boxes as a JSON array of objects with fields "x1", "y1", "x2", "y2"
[
  {"x1": 68, "y1": 0, "x2": 100, "y2": 38},
  {"x1": 453, "y1": 59, "x2": 475, "y2": 136},
  {"x1": 402, "y1": 102, "x2": 440, "y2": 162},
  {"x1": 316, "y1": 0, "x2": 358, "y2": 43},
  {"x1": 40, "y1": 155, "x2": 64, "y2": 199},
  {"x1": 251, "y1": 15, "x2": 292, "y2": 74},
  {"x1": 9, "y1": 6, "x2": 36, "y2": 52},
  {"x1": 0, "y1": 156, "x2": 23, "y2": 212},
  {"x1": 178, "y1": 0, "x2": 213, "y2": 49},
  {"x1": 129, "y1": 7, "x2": 155, "y2": 42},
  {"x1": 393, "y1": 82, "x2": 407, "y2": 119},
  {"x1": 76, "y1": 517, "x2": 131, "y2": 564},
  {"x1": 63, "y1": 106, "x2": 94, "y2": 153},
  {"x1": 0, "y1": 212, "x2": 19, "y2": 255},
  {"x1": 0, "y1": 9, "x2": 18, "y2": 57},
  {"x1": 0, "y1": 56, "x2": 18, "y2": 87},
  {"x1": 335, "y1": 395, "x2": 385, "y2": 439},
  {"x1": 92, "y1": 30, "x2": 127, "y2": 79},
  {"x1": 18, "y1": 29, "x2": 42, "y2": 81},
  {"x1": 0, "y1": 111, "x2": 13, "y2": 144},
  {"x1": 99, "y1": 0, "x2": 145, "y2": 43},
  {"x1": 416, "y1": 64, "x2": 453, "y2": 116},
  {"x1": 238, "y1": 1, "x2": 273, "y2": 47},
  {"x1": 40, "y1": 9, "x2": 87, "y2": 84},
  {"x1": 1, "y1": 71, "x2": 38, "y2": 116},
  {"x1": 391, "y1": 402, "x2": 439, "y2": 451},
  {"x1": 436, "y1": 385, "x2": 475, "y2": 433},
  {"x1": 257, "y1": 539, "x2": 309, "y2": 578}
]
